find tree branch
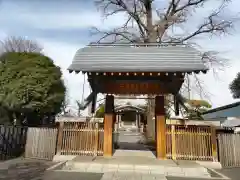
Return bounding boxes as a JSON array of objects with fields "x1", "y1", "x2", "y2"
[
  {"x1": 91, "y1": 25, "x2": 141, "y2": 43},
  {"x1": 180, "y1": 1, "x2": 234, "y2": 41},
  {"x1": 175, "y1": 0, "x2": 207, "y2": 13},
  {"x1": 95, "y1": 0, "x2": 148, "y2": 41}
]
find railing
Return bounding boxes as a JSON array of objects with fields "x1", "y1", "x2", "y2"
[
  {"x1": 166, "y1": 125, "x2": 215, "y2": 161},
  {"x1": 56, "y1": 122, "x2": 104, "y2": 156},
  {"x1": 0, "y1": 125, "x2": 27, "y2": 160}
]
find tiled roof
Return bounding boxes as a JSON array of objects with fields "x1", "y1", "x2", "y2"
[{"x1": 68, "y1": 44, "x2": 208, "y2": 73}]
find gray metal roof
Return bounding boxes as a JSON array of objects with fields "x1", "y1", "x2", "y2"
[
  {"x1": 68, "y1": 44, "x2": 208, "y2": 73},
  {"x1": 202, "y1": 101, "x2": 240, "y2": 119}
]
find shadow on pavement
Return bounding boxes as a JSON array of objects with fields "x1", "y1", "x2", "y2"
[{"x1": 43, "y1": 171, "x2": 103, "y2": 180}]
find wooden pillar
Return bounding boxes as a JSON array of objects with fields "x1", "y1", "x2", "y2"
[
  {"x1": 211, "y1": 126, "x2": 218, "y2": 162},
  {"x1": 103, "y1": 95, "x2": 114, "y2": 157},
  {"x1": 155, "y1": 96, "x2": 166, "y2": 159}
]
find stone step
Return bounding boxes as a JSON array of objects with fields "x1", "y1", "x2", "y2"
[
  {"x1": 101, "y1": 172, "x2": 167, "y2": 180},
  {"x1": 64, "y1": 161, "x2": 211, "y2": 178}
]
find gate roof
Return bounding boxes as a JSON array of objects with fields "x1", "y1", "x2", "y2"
[{"x1": 68, "y1": 44, "x2": 208, "y2": 73}]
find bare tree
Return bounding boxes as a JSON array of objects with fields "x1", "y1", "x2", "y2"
[
  {"x1": 61, "y1": 90, "x2": 71, "y2": 116},
  {"x1": 76, "y1": 100, "x2": 83, "y2": 117},
  {"x1": 0, "y1": 36, "x2": 43, "y2": 53},
  {"x1": 93, "y1": 0, "x2": 237, "y2": 139}
]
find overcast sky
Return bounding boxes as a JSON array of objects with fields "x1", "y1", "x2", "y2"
[{"x1": 0, "y1": 0, "x2": 239, "y2": 114}]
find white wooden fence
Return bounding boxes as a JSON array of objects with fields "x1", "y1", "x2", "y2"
[
  {"x1": 218, "y1": 133, "x2": 240, "y2": 167},
  {"x1": 25, "y1": 127, "x2": 58, "y2": 160}
]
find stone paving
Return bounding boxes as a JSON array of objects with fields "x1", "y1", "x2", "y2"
[
  {"x1": 64, "y1": 162, "x2": 210, "y2": 178},
  {"x1": 0, "y1": 157, "x2": 233, "y2": 180},
  {"x1": 66, "y1": 155, "x2": 211, "y2": 178}
]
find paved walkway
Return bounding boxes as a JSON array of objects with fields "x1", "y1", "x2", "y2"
[
  {"x1": 114, "y1": 127, "x2": 147, "y2": 150},
  {"x1": 1, "y1": 157, "x2": 236, "y2": 180},
  {"x1": 113, "y1": 149, "x2": 156, "y2": 158}
]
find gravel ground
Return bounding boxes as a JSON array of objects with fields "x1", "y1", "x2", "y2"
[
  {"x1": 166, "y1": 177, "x2": 226, "y2": 180},
  {"x1": 0, "y1": 157, "x2": 103, "y2": 180},
  {"x1": 0, "y1": 157, "x2": 55, "y2": 180},
  {"x1": 167, "y1": 167, "x2": 240, "y2": 180},
  {"x1": 42, "y1": 171, "x2": 103, "y2": 180},
  {"x1": 215, "y1": 168, "x2": 240, "y2": 180}
]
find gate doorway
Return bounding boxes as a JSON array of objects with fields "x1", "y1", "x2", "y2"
[
  {"x1": 121, "y1": 110, "x2": 136, "y2": 126},
  {"x1": 114, "y1": 103, "x2": 147, "y2": 151},
  {"x1": 115, "y1": 104, "x2": 146, "y2": 130}
]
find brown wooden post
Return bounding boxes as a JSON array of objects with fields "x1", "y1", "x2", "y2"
[
  {"x1": 155, "y1": 96, "x2": 166, "y2": 159},
  {"x1": 171, "y1": 124, "x2": 177, "y2": 160},
  {"x1": 56, "y1": 122, "x2": 64, "y2": 155},
  {"x1": 94, "y1": 123, "x2": 99, "y2": 155},
  {"x1": 211, "y1": 126, "x2": 218, "y2": 162},
  {"x1": 103, "y1": 95, "x2": 114, "y2": 157}
]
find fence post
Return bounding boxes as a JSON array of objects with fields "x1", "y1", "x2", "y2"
[
  {"x1": 56, "y1": 122, "x2": 64, "y2": 155},
  {"x1": 171, "y1": 125, "x2": 177, "y2": 160},
  {"x1": 94, "y1": 123, "x2": 99, "y2": 156},
  {"x1": 211, "y1": 126, "x2": 218, "y2": 162}
]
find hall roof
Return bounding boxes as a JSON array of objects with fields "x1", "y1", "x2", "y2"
[
  {"x1": 68, "y1": 43, "x2": 208, "y2": 73},
  {"x1": 115, "y1": 104, "x2": 145, "y2": 113},
  {"x1": 202, "y1": 101, "x2": 240, "y2": 120}
]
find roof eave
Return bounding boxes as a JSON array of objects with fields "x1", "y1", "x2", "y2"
[{"x1": 67, "y1": 67, "x2": 209, "y2": 74}]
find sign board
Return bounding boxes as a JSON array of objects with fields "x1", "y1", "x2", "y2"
[{"x1": 104, "y1": 81, "x2": 162, "y2": 94}]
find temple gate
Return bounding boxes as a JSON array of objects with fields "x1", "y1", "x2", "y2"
[{"x1": 68, "y1": 43, "x2": 208, "y2": 159}]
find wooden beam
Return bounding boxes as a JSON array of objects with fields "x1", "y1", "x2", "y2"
[
  {"x1": 88, "y1": 74, "x2": 184, "y2": 94},
  {"x1": 103, "y1": 95, "x2": 114, "y2": 157},
  {"x1": 155, "y1": 96, "x2": 166, "y2": 159}
]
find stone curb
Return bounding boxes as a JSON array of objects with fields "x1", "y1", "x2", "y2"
[{"x1": 46, "y1": 161, "x2": 67, "y2": 171}]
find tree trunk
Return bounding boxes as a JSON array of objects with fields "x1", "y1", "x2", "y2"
[
  {"x1": 145, "y1": 0, "x2": 157, "y2": 140},
  {"x1": 146, "y1": 96, "x2": 155, "y2": 140}
]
